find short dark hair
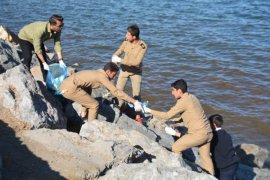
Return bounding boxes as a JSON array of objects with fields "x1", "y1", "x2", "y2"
[
  {"x1": 127, "y1": 24, "x2": 140, "y2": 39},
  {"x1": 103, "y1": 62, "x2": 119, "y2": 72},
  {"x1": 171, "y1": 79, "x2": 187, "y2": 93},
  {"x1": 209, "y1": 114, "x2": 224, "y2": 127},
  {"x1": 49, "y1": 15, "x2": 64, "y2": 25}
]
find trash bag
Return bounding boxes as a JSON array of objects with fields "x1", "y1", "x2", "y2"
[{"x1": 46, "y1": 64, "x2": 67, "y2": 95}]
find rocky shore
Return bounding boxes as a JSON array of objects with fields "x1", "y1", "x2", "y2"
[{"x1": 0, "y1": 37, "x2": 269, "y2": 179}]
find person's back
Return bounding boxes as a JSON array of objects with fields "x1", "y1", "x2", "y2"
[{"x1": 209, "y1": 114, "x2": 240, "y2": 179}]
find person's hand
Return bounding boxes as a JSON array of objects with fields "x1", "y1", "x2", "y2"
[
  {"x1": 59, "y1": 59, "x2": 66, "y2": 67},
  {"x1": 42, "y1": 62, "x2": 50, "y2": 71},
  {"x1": 165, "y1": 127, "x2": 176, "y2": 136},
  {"x1": 112, "y1": 55, "x2": 121, "y2": 63},
  {"x1": 134, "y1": 101, "x2": 143, "y2": 112},
  {"x1": 142, "y1": 105, "x2": 151, "y2": 114}
]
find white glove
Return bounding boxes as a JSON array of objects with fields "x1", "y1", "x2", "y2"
[
  {"x1": 142, "y1": 105, "x2": 151, "y2": 114},
  {"x1": 165, "y1": 127, "x2": 176, "y2": 136},
  {"x1": 112, "y1": 55, "x2": 121, "y2": 63},
  {"x1": 134, "y1": 101, "x2": 143, "y2": 112},
  {"x1": 42, "y1": 62, "x2": 50, "y2": 71},
  {"x1": 59, "y1": 59, "x2": 66, "y2": 67}
]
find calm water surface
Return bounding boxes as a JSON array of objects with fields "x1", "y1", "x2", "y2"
[{"x1": 1, "y1": 0, "x2": 269, "y2": 150}]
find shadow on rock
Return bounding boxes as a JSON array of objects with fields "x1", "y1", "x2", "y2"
[
  {"x1": 0, "y1": 120, "x2": 65, "y2": 179},
  {"x1": 132, "y1": 145, "x2": 156, "y2": 163}
]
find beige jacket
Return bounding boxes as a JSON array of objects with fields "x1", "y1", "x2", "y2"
[
  {"x1": 114, "y1": 40, "x2": 147, "y2": 73},
  {"x1": 61, "y1": 69, "x2": 134, "y2": 103},
  {"x1": 151, "y1": 93, "x2": 212, "y2": 134}
]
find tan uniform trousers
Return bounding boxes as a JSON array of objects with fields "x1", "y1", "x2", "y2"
[
  {"x1": 172, "y1": 131, "x2": 214, "y2": 175},
  {"x1": 59, "y1": 81, "x2": 99, "y2": 122},
  {"x1": 116, "y1": 70, "x2": 141, "y2": 106}
]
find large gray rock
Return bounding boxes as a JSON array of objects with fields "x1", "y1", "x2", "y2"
[
  {"x1": 100, "y1": 163, "x2": 216, "y2": 180},
  {"x1": 80, "y1": 120, "x2": 215, "y2": 179},
  {"x1": 116, "y1": 114, "x2": 175, "y2": 149},
  {"x1": 0, "y1": 40, "x2": 21, "y2": 73},
  {"x1": 235, "y1": 143, "x2": 269, "y2": 168},
  {"x1": 0, "y1": 64, "x2": 66, "y2": 129},
  {"x1": 21, "y1": 129, "x2": 144, "y2": 179},
  {"x1": 80, "y1": 120, "x2": 186, "y2": 168}
]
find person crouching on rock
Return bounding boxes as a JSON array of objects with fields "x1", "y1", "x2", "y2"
[
  {"x1": 143, "y1": 79, "x2": 214, "y2": 175},
  {"x1": 59, "y1": 62, "x2": 144, "y2": 122}
]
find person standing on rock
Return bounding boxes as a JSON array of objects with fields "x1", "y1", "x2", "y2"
[
  {"x1": 18, "y1": 14, "x2": 66, "y2": 80},
  {"x1": 143, "y1": 79, "x2": 214, "y2": 175},
  {"x1": 209, "y1": 114, "x2": 240, "y2": 179},
  {"x1": 111, "y1": 24, "x2": 147, "y2": 123},
  {"x1": 59, "y1": 62, "x2": 144, "y2": 122}
]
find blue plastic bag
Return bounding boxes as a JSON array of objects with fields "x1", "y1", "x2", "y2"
[{"x1": 46, "y1": 64, "x2": 67, "y2": 95}]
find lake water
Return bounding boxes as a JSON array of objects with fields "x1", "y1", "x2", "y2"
[{"x1": 1, "y1": 0, "x2": 269, "y2": 150}]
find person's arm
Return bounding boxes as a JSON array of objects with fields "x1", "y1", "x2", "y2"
[
  {"x1": 53, "y1": 33, "x2": 65, "y2": 66},
  {"x1": 121, "y1": 43, "x2": 147, "y2": 67},
  {"x1": 100, "y1": 75, "x2": 134, "y2": 103},
  {"x1": 150, "y1": 99, "x2": 186, "y2": 121},
  {"x1": 54, "y1": 32, "x2": 62, "y2": 56},
  {"x1": 113, "y1": 41, "x2": 125, "y2": 57},
  {"x1": 32, "y1": 31, "x2": 45, "y2": 63}
]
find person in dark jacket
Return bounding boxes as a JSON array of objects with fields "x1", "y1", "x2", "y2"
[{"x1": 209, "y1": 114, "x2": 240, "y2": 180}]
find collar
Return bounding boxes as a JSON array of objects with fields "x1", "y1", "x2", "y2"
[
  {"x1": 215, "y1": 127, "x2": 222, "y2": 131},
  {"x1": 47, "y1": 22, "x2": 58, "y2": 34},
  {"x1": 46, "y1": 22, "x2": 52, "y2": 33}
]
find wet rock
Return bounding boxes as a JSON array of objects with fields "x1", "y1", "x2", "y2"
[
  {"x1": 235, "y1": 143, "x2": 269, "y2": 168},
  {"x1": 0, "y1": 64, "x2": 66, "y2": 129},
  {"x1": 0, "y1": 40, "x2": 21, "y2": 74}
]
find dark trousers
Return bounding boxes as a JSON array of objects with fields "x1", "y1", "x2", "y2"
[
  {"x1": 217, "y1": 163, "x2": 238, "y2": 180},
  {"x1": 18, "y1": 38, "x2": 48, "y2": 80}
]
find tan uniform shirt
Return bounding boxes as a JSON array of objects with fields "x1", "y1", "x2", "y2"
[
  {"x1": 114, "y1": 40, "x2": 147, "y2": 73},
  {"x1": 18, "y1": 21, "x2": 62, "y2": 54},
  {"x1": 151, "y1": 93, "x2": 212, "y2": 134},
  {"x1": 64, "y1": 69, "x2": 134, "y2": 103}
]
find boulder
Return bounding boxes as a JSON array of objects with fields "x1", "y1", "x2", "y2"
[
  {"x1": 235, "y1": 143, "x2": 269, "y2": 168},
  {"x1": 100, "y1": 163, "x2": 216, "y2": 180},
  {"x1": 0, "y1": 64, "x2": 66, "y2": 129},
  {"x1": 116, "y1": 114, "x2": 175, "y2": 149},
  {"x1": 0, "y1": 40, "x2": 21, "y2": 74},
  {"x1": 80, "y1": 120, "x2": 185, "y2": 167},
  {"x1": 21, "y1": 128, "x2": 144, "y2": 179}
]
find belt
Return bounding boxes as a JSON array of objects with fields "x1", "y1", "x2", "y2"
[{"x1": 121, "y1": 64, "x2": 141, "y2": 73}]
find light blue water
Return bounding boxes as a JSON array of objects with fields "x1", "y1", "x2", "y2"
[{"x1": 1, "y1": 0, "x2": 270, "y2": 150}]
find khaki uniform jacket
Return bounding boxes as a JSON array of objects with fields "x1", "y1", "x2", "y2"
[
  {"x1": 62, "y1": 69, "x2": 134, "y2": 103},
  {"x1": 151, "y1": 93, "x2": 212, "y2": 134},
  {"x1": 18, "y1": 21, "x2": 61, "y2": 54},
  {"x1": 114, "y1": 40, "x2": 147, "y2": 73}
]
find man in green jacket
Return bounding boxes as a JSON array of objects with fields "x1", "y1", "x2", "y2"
[{"x1": 18, "y1": 15, "x2": 66, "y2": 80}]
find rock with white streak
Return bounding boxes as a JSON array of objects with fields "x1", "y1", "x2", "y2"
[{"x1": 0, "y1": 64, "x2": 66, "y2": 129}]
